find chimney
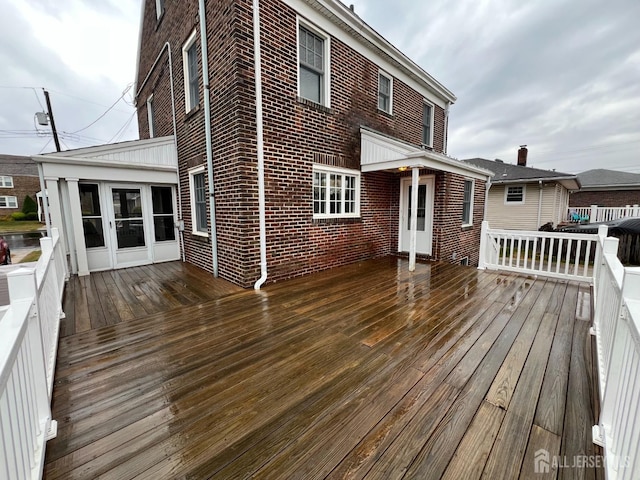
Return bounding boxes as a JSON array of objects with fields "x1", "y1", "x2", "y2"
[{"x1": 517, "y1": 145, "x2": 528, "y2": 166}]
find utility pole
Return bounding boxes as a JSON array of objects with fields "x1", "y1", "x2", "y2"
[{"x1": 43, "y1": 89, "x2": 61, "y2": 152}]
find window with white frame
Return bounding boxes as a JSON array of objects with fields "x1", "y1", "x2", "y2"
[
  {"x1": 298, "y1": 22, "x2": 329, "y2": 106},
  {"x1": 0, "y1": 196, "x2": 17, "y2": 208},
  {"x1": 189, "y1": 166, "x2": 208, "y2": 235},
  {"x1": 422, "y1": 101, "x2": 433, "y2": 146},
  {"x1": 378, "y1": 71, "x2": 392, "y2": 114},
  {"x1": 147, "y1": 94, "x2": 155, "y2": 138},
  {"x1": 155, "y1": 0, "x2": 164, "y2": 19},
  {"x1": 182, "y1": 30, "x2": 199, "y2": 113},
  {"x1": 462, "y1": 179, "x2": 474, "y2": 225},
  {"x1": 151, "y1": 186, "x2": 175, "y2": 241},
  {"x1": 505, "y1": 185, "x2": 525, "y2": 204},
  {"x1": 79, "y1": 184, "x2": 105, "y2": 248},
  {"x1": 0, "y1": 176, "x2": 13, "y2": 188},
  {"x1": 313, "y1": 166, "x2": 360, "y2": 219}
]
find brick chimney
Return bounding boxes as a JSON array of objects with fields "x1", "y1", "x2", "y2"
[{"x1": 517, "y1": 145, "x2": 528, "y2": 166}]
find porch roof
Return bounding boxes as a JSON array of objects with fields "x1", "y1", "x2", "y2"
[{"x1": 360, "y1": 127, "x2": 493, "y2": 181}]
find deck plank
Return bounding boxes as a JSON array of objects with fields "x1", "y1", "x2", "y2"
[{"x1": 520, "y1": 424, "x2": 562, "y2": 479}]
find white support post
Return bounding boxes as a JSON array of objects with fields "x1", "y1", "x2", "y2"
[
  {"x1": 65, "y1": 178, "x2": 89, "y2": 276},
  {"x1": 478, "y1": 220, "x2": 489, "y2": 270},
  {"x1": 590, "y1": 204, "x2": 598, "y2": 223},
  {"x1": 409, "y1": 167, "x2": 419, "y2": 272},
  {"x1": 44, "y1": 178, "x2": 66, "y2": 258}
]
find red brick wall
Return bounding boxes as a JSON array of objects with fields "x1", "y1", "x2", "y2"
[
  {"x1": 0, "y1": 176, "x2": 40, "y2": 216},
  {"x1": 570, "y1": 190, "x2": 640, "y2": 208},
  {"x1": 136, "y1": 0, "x2": 476, "y2": 286}
]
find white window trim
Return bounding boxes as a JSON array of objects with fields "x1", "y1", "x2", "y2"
[
  {"x1": 312, "y1": 165, "x2": 360, "y2": 219},
  {"x1": 504, "y1": 185, "x2": 526, "y2": 205},
  {"x1": 146, "y1": 94, "x2": 155, "y2": 138},
  {"x1": 462, "y1": 179, "x2": 474, "y2": 227},
  {"x1": 182, "y1": 29, "x2": 199, "y2": 113},
  {"x1": 188, "y1": 165, "x2": 208, "y2": 237},
  {"x1": 378, "y1": 70, "x2": 393, "y2": 114},
  {"x1": 0, "y1": 176, "x2": 14, "y2": 188},
  {"x1": 0, "y1": 195, "x2": 18, "y2": 208},
  {"x1": 297, "y1": 17, "x2": 331, "y2": 108},
  {"x1": 155, "y1": 0, "x2": 164, "y2": 20},
  {"x1": 422, "y1": 100, "x2": 434, "y2": 147}
]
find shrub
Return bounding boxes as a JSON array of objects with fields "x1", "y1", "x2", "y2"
[
  {"x1": 25, "y1": 212, "x2": 39, "y2": 220},
  {"x1": 11, "y1": 212, "x2": 26, "y2": 221},
  {"x1": 22, "y1": 195, "x2": 37, "y2": 214}
]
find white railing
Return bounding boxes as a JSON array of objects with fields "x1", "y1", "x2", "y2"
[
  {"x1": 591, "y1": 234, "x2": 640, "y2": 479},
  {"x1": 0, "y1": 228, "x2": 67, "y2": 480},
  {"x1": 479, "y1": 220, "x2": 640, "y2": 478},
  {"x1": 568, "y1": 204, "x2": 640, "y2": 223},
  {"x1": 478, "y1": 221, "x2": 597, "y2": 283}
]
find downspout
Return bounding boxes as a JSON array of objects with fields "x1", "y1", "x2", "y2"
[
  {"x1": 198, "y1": 0, "x2": 220, "y2": 276},
  {"x1": 135, "y1": 42, "x2": 185, "y2": 262},
  {"x1": 537, "y1": 180, "x2": 543, "y2": 228},
  {"x1": 443, "y1": 101, "x2": 450, "y2": 154},
  {"x1": 483, "y1": 176, "x2": 491, "y2": 222},
  {"x1": 252, "y1": 0, "x2": 268, "y2": 289}
]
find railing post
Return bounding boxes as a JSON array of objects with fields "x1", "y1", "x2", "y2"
[
  {"x1": 478, "y1": 220, "x2": 489, "y2": 270},
  {"x1": 590, "y1": 204, "x2": 598, "y2": 223}
]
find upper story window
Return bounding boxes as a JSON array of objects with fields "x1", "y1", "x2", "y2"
[
  {"x1": 155, "y1": 0, "x2": 164, "y2": 20},
  {"x1": 505, "y1": 185, "x2": 525, "y2": 204},
  {"x1": 378, "y1": 71, "x2": 393, "y2": 114},
  {"x1": 182, "y1": 30, "x2": 199, "y2": 113},
  {"x1": 422, "y1": 101, "x2": 433, "y2": 147},
  {"x1": 298, "y1": 22, "x2": 330, "y2": 106},
  {"x1": 462, "y1": 179, "x2": 474, "y2": 226},
  {"x1": 0, "y1": 176, "x2": 13, "y2": 188},
  {"x1": 188, "y1": 166, "x2": 208, "y2": 236},
  {"x1": 313, "y1": 165, "x2": 360, "y2": 219},
  {"x1": 147, "y1": 95, "x2": 155, "y2": 138},
  {"x1": 0, "y1": 196, "x2": 18, "y2": 208}
]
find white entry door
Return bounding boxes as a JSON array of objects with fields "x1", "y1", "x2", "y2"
[
  {"x1": 108, "y1": 185, "x2": 151, "y2": 268},
  {"x1": 399, "y1": 176, "x2": 435, "y2": 255}
]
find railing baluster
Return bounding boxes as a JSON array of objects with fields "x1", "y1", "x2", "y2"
[{"x1": 564, "y1": 238, "x2": 571, "y2": 275}]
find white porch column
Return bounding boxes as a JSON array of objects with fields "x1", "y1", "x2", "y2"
[
  {"x1": 44, "y1": 177, "x2": 66, "y2": 257},
  {"x1": 66, "y1": 178, "x2": 89, "y2": 276},
  {"x1": 409, "y1": 167, "x2": 419, "y2": 272},
  {"x1": 590, "y1": 204, "x2": 598, "y2": 223}
]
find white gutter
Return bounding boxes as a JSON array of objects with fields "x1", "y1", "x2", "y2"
[
  {"x1": 135, "y1": 43, "x2": 185, "y2": 262},
  {"x1": 253, "y1": 0, "x2": 268, "y2": 290},
  {"x1": 198, "y1": 0, "x2": 220, "y2": 276}
]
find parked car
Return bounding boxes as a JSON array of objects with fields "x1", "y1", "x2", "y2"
[{"x1": 0, "y1": 237, "x2": 10, "y2": 265}]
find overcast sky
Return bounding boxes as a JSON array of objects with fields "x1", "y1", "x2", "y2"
[{"x1": 1, "y1": 0, "x2": 639, "y2": 174}]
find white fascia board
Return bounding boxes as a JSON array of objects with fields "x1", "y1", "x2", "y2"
[
  {"x1": 493, "y1": 177, "x2": 579, "y2": 190},
  {"x1": 39, "y1": 161, "x2": 178, "y2": 184},
  {"x1": 284, "y1": 0, "x2": 455, "y2": 108}
]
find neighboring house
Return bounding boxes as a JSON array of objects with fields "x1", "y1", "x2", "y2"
[
  {"x1": 570, "y1": 169, "x2": 640, "y2": 207},
  {"x1": 134, "y1": 0, "x2": 492, "y2": 287},
  {"x1": 464, "y1": 147, "x2": 580, "y2": 231},
  {"x1": 0, "y1": 154, "x2": 40, "y2": 215}
]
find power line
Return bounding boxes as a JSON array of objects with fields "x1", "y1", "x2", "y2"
[
  {"x1": 67, "y1": 84, "x2": 133, "y2": 134},
  {"x1": 107, "y1": 110, "x2": 136, "y2": 143}
]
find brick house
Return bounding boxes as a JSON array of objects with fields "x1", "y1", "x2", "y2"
[
  {"x1": 569, "y1": 169, "x2": 640, "y2": 208},
  {"x1": 0, "y1": 154, "x2": 40, "y2": 215},
  {"x1": 135, "y1": 0, "x2": 492, "y2": 288}
]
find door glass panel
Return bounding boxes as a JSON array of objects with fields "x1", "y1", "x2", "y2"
[
  {"x1": 79, "y1": 184, "x2": 105, "y2": 248},
  {"x1": 407, "y1": 185, "x2": 427, "y2": 231},
  {"x1": 112, "y1": 188, "x2": 145, "y2": 248}
]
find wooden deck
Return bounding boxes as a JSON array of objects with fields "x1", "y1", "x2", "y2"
[{"x1": 44, "y1": 258, "x2": 602, "y2": 479}]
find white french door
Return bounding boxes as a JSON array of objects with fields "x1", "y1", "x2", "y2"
[
  {"x1": 399, "y1": 176, "x2": 434, "y2": 255},
  {"x1": 107, "y1": 185, "x2": 152, "y2": 268}
]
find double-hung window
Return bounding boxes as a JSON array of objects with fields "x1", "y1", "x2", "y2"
[
  {"x1": 313, "y1": 166, "x2": 360, "y2": 219},
  {"x1": 298, "y1": 23, "x2": 329, "y2": 106},
  {"x1": 505, "y1": 185, "x2": 525, "y2": 204},
  {"x1": 0, "y1": 196, "x2": 18, "y2": 208},
  {"x1": 183, "y1": 30, "x2": 199, "y2": 112},
  {"x1": 378, "y1": 71, "x2": 392, "y2": 114},
  {"x1": 155, "y1": 0, "x2": 164, "y2": 19},
  {"x1": 189, "y1": 166, "x2": 208, "y2": 235},
  {"x1": 0, "y1": 176, "x2": 13, "y2": 188},
  {"x1": 462, "y1": 179, "x2": 473, "y2": 226},
  {"x1": 422, "y1": 101, "x2": 433, "y2": 146}
]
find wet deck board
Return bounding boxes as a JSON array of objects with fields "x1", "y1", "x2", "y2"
[{"x1": 44, "y1": 258, "x2": 601, "y2": 479}]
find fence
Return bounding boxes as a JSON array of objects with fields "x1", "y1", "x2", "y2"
[
  {"x1": 0, "y1": 228, "x2": 67, "y2": 480},
  {"x1": 568, "y1": 205, "x2": 640, "y2": 223},
  {"x1": 479, "y1": 221, "x2": 640, "y2": 478}
]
